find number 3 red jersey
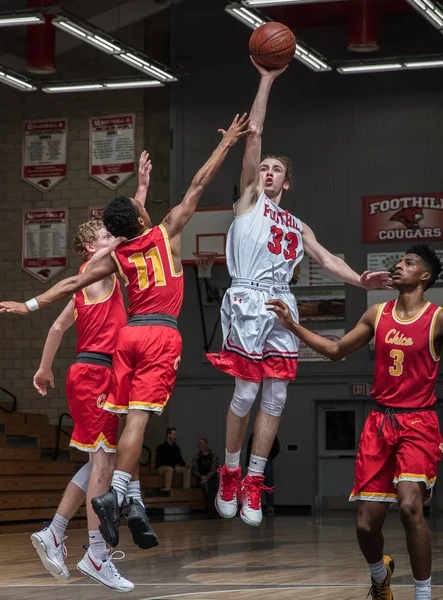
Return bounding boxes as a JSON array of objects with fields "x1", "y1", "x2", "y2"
[
  {"x1": 111, "y1": 224, "x2": 184, "y2": 318},
  {"x1": 371, "y1": 299, "x2": 442, "y2": 408},
  {"x1": 226, "y1": 192, "x2": 304, "y2": 283}
]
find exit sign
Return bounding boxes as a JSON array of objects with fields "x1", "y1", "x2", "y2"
[{"x1": 350, "y1": 383, "x2": 369, "y2": 397}]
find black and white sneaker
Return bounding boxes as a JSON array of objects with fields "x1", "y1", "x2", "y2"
[
  {"x1": 91, "y1": 487, "x2": 121, "y2": 548},
  {"x1": 125, "y1": 499, "x2": 159, "y2": 550}
]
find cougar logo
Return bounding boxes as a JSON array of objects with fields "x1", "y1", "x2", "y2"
[
  {"x1": 96, "y1": 393, "x2": 107, "y2": 408},
  {"x1": 390, "y1": 207, "x2": 424, "y2": 230}
]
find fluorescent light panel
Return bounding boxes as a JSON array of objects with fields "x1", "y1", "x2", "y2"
[
  {"x1": 405, "y1": 0, "x2": 443, "y2": 29},
  {"x1": 0, "y1": 69, "x2": 36, "y2": 91},
  {"x1": 244, "y1": 0, "x2": 343, "y2": 5},
  {"x1": 0, "y1": 14, "x2": 44, "y2": 26},
  {"x1": 42, "y1": 79, "x2": 163, "y2": 93},
  {"x1": 225, "y1": 4, "x2": 265, "y2": 28},
  {"x1": 338, "y1": 59, "x2": 443, "y2": 73},
  {"x1": 52, "y1": 16, "x2": 176, "y2": 82}
]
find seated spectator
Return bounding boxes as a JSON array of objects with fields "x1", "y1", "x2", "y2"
[
  {"x1": 155, "y1": 428, "x2": 191, "y2": 491},
  {"x1": 191, "y1": 438, "x2": 219, "y2": 507}
]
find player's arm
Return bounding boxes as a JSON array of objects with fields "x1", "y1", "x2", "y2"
[
  {"x1": 88, "y1": 237, "x2": 126, "y2": 265},
  {"x1": 237, "y1": 59, "x2": 288, "y2": 214},
  {"x1": 301, "y1": 222, "x2": 393, "y2": 290},
  {"x1": 33, "y1": 301, "x2": 75, "y2": 396},
  {"x1": 266, "y1": 299, "x2": 378, "y2": 361},
  {"x1": 161, "y1": 113, "x2": 251, "y2": 239},
  {"x1": 0, "y1": 254, "x2": 117, "y2": 315},
  {"x1": 133, "y1": 150, "x2": 152, "y2": 207},
  {"x1": 433, "y1": 309, "x2": 443, "y2": 358}
]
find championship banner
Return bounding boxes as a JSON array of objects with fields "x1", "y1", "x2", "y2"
[
  {"x1": 291, "y1": 254, "x2": 345, "y2": 321},
  {"x1": 88, "y1": 206, "x2": 105, "y2": 220},
  {"x1": 90, "y1": 114, "x2": 135, "y2": 190},
  {"x1": 299, "y1": 329, "x2": 345, "y2": 361},
  {"x1": 22, "y1": 119, "x2": 67, "y2": 193},
  {"x1": 23, "y1": 209, "x2": 68, "y2": 283},
  {"x1": 362, "y1": 194, "x2": 443, "y2": 243}
]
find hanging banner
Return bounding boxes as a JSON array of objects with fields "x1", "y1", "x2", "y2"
[
  {"x1": 291, "y1": 254, "x2": 346, "y2": 321},
  {"x1": 90, "y1": 114, "x2": 135, "y2": 190},
  {"x1": 362, "y1": 194, "x2": 443, "y2": 244},
  {"x1": 22, "y1": 119, "x2": 67, "y2": 193},
  {"x1": 88, "y1": 206, "x2": 105, "y2": 220},
  {"x1": 23, "y1": 209, "x2": 68, "y2": 283},
  {"x1": 299, "y1": 329, "x2": 345, "y2": 361}
]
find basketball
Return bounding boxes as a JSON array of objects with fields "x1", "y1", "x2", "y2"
[{"x1": 249, "y1": 22, "x2": 296, "y2": 70}]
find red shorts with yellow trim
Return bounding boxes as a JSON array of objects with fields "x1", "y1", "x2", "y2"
[
  {"x1": 350, "y1": 409, "x2": 443, "y2": 504},
  {"x1": 104, "y1": 325, "x2": 182, "y2": 415},
  {"x1": 66, "y1": 363, "x2": 119, "y2": 453}
]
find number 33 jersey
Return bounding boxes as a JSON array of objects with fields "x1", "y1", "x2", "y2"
[
  {"x1": 111, "y1": 224, "x2": 184, "y2": 318},
  {"x1": 226, "y1": 192, "x2": 304, "y2": 283}
]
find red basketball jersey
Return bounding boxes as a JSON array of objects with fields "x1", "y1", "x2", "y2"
[
  {"x1": 371, "y1": 299, "x2": 442, "y2": 408},
  {"x1": 111, "y1": 224, "x2": 184, "y2": 318},
  {"x1": 74, "y1": 264, "x2": 127, "y2": 355}
]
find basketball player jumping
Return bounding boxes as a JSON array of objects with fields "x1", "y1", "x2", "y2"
[
  {"x1": 30, "y1": 153, "x2": 153, "y2": 592},
  {"x1": 0, "y1": 113, "x2": 251, "y2": 551},
  {"x1": 267, "y1": 243, "x2": 442, "y2": 600},
  {"x1": 207, "y1": 58, "x2": 392, "y2": 527}
]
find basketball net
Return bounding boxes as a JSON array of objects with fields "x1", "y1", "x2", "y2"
[{"x1": 193, "y1": 251, "x2": 217, "y2": 279}]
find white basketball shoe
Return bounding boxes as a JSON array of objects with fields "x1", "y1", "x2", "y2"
[
  {"x1": 240, "y1": 474, "x2": 273, "y2": 527},
  {"x1": 77, "y1": 547, "x2": 134, "y2": 593},
  {"x1": 215, "y1": 465, "x2": 241, "y2": 519},
  {"x1": 31, "y1": 526, "x2": 70, "y2": 580}
]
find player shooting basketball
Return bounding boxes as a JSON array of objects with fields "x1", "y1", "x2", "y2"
[
  {"x1": 267, "y1": 243, "x2": 443, "y2": 600},
  {"x1": 207, "y1": 58, "x2": 392, "y2": 527}
]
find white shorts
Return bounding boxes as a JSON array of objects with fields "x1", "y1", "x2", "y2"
[{"x1": 206, "y1": 280, "x2": 299, "y2": 382}]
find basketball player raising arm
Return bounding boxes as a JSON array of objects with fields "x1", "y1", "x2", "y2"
[
  {"x1": 207, "y1": 57, "x2": 391, "y2": 529},
  {"x1": 0, "y1": 113, "x2": 250, "y2": 316},
  {"x1": 268, "y1": 244, "x2": 442, "y2": 600}
]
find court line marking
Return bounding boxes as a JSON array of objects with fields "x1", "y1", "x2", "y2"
[{"x1": 1, "y1": 583, "x2": 439, "y2": 589}]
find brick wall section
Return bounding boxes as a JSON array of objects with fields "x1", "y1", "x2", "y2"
[{"x1": 0, "y1": 20, "x2": 170, "y2": 424}]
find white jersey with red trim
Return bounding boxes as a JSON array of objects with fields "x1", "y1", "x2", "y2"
[{"x1": 226, "y1": 192, "x2": 304, "y2": 283}]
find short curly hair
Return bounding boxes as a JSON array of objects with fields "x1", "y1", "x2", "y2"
[
  {"x1": 73, "y1": 220, "x2": 104, "y2": 261},
  {"x1": 103, "y1": 196, "x2": 141, "y2": 239},
  {"x1": 406, "y1": 243, "x2": 442, "y2": 290},
  {"x1": 261, "y1": 154, "x2": 294, "y2": 190}
]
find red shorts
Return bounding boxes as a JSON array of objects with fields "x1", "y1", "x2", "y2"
[
  {"x1": 350, "y1": 409, "x2": 443, "y2": 503},
  {"x1": 104, "y1": 325, "x2": 182, "y2": 414},
  {"x1": 206, "y1": 348, "x2": 298, "y2": 382},
  {"x1": 66, "y1": 363, "x2": 120, "y2": 453}
]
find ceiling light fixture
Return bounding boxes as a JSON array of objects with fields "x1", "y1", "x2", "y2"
[
  {"x1": 0, "y1": 14, "x2": 44, "y2": 26},
  {"x1": 338, "y1": 58, "x2": 443, "y2": 73},
  {"x1": 243, "y1": 0, "x2": 343, "y2": 5},
  {"x1": 405, "y1": 0, "x2": 443, "y2": 30},
  {"x1": 42, "y1": 79, "x2": 164, "y2": 93},
  {"x1": 0, "y1": 67, "x2": 36, "y2": 91},
  {"x1": 225, "y1": 3, "x2": 265, "y2": 28}
]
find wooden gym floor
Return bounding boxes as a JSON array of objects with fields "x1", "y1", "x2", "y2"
[{"x1": 1, "y1": 512, "x2": 443, "y2": 599}]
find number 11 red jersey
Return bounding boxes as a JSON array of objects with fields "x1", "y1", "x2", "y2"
[
  {"x1": 111, "y1": 224, "x2": 184, "y2": 318},
  {"x1": 371, "y1": 299, "x2": 442, "y2": 409}
]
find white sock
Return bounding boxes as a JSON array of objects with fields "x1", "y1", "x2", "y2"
[
  {"x1": 88, "y1": 529, "x2": 107, "y2": 559},
  {"x1": 248, "y1": 454, "x2": 267, "y2": 477},
  {"x1": 111, "y1": 470, "x2": 132, "y2": 506},
  {"x1": 225, "y1": 449, "x2": 241, "y2": 471},
  {"x1": 126, "y1": 480, "x2": 144, "y2": 507},
  {"x1": 414, "y1": 577, "x2": 431, "y2": 600},
  {"x1": 368, "y1": 559, "x2": 387, "y2": 584},
  {"x1": 50, "y1": 513, "x2": 69, "y2": 540}
]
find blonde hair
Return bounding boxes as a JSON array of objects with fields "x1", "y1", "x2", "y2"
[
  {"x1": 261, "y1": 154, "x2": 294, "y2": 190},
  {"x1": 73, "y1": 220, "x2": 104, "y2": 261}
]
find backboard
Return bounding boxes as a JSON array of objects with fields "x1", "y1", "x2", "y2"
[{"x1": 181, "y1": 206, "x2": 233, "y2": 265}]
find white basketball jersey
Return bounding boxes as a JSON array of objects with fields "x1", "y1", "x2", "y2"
[{"x1": 226, "y1": 192, "x2": 304, "y2": 284}]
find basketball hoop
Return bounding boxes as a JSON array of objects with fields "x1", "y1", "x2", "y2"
[{"x1": 193, "y1": 251, "x2": 217, "y2": 279}]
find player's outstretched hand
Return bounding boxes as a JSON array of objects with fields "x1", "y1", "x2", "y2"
[
  {"x1": 359, "y1": 270, "x2": 393, "y2": 290},
  {"x1": 138, "y1": 150, "x2": 152, "y2": 188},
  {"x1": 33, "y1": 368, "x2": 55, "y2": 397},
  {"x1": 218, "y1": 113, "x2": 251, "y2": 147},
  {"x1": 0, "y1": 301, "x2": 29, "y2": 315},
  {"x1": 250, "y1": 56, "x2": 288, "y2": 80},
  {"x1": 266, "y1": 299, "x2": 295, "y2": 330}
]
